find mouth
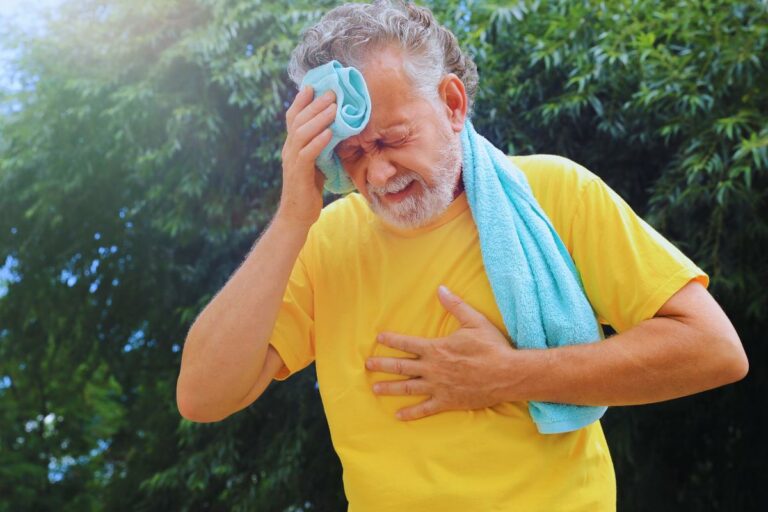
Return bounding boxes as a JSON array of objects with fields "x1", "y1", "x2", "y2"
[{"x1": 383, "y1": 180, "x2": 416, "y2": 203}]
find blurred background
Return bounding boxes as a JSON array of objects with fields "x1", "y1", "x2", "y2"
[{"x1": 0, "y1": 0, "x2": 765, "y2": 510}]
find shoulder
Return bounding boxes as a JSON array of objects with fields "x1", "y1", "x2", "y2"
[
  {"x1": 508, "y1": 154, "x2": 600, "y2": 250},
  {"x1": 303, "y1": 192, "x2": 373, "y2": 260},
  {"x1": 314, "y1": 192, "x2": 371, "y2": 230},
  {"x1": 508, "y1": 154, "x2": 599, "y2": 199}
]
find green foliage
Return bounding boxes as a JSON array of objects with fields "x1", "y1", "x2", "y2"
[
  {"x1": 0, "y1": 0, "x2": 765, "y2": 510},
  {"x1": 1, "y1": 0, "x2": 342, "y2": 510},
  {"x1": 456, "y1": 0, "x2": 766, "y2": 509}
]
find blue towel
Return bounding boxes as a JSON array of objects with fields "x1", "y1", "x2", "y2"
[
  {"x1": 299, "y1": 60, "x2": 372, "y2": 194},
  {"x1": 302, "y1": 61, "x2": 607, "y2": 434},
  {"x1": 460, "y1": 120, "x2": 607, "y2": 433}
]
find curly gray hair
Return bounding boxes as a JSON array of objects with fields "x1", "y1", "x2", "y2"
[{"x1": 287, "y1": 0, "x2": 479, "y2": 117}]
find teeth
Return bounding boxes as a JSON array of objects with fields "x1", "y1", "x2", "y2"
[
  {"x1": 387, "y1": 181, "x2": 412, "y2": 194},
  {"x1": 369, "y1": 175, "x2": 415, "y2": 197}
]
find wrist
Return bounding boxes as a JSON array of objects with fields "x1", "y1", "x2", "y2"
[
  {"x1": 496, "y1": 346, "x2": 555, "y2": 403},
  {"x1": 273, "y1": 208, "x2": 316, "y2": 234}
]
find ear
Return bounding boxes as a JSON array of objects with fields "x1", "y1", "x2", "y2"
[{"x1": 438, "y1": 73, "x2": 467, "y2": 132}]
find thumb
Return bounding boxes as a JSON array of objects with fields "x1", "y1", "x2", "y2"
[{"x1": 437, "y1": 285, "x2": 484, "y2": 328}]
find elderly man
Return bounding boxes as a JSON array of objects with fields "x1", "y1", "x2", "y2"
[{"x1": 176, "y1": 1, "x2": 748, "y2": 510}]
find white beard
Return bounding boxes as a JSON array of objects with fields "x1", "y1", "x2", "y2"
[{"x1": 366, "y1": 138, "x2": 462, "y2": 230}]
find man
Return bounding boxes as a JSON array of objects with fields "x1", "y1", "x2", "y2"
[{"x1": 176, "y1": 1, "x2": 748, "y2": 510}]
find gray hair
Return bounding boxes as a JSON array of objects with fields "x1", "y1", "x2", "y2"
[{"x1": 287, "y1": 0, "x2": 479, "y2": 117}]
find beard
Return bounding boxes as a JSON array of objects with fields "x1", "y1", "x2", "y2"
[{"x1": 366, "y1": 137, "x2": 462, "y2": 230}]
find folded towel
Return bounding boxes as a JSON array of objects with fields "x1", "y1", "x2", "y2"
[
  {"x1": 302, "y1": 61, "x2": 607, "y2": 434},
  {"x1": 299, "y1": 60, "x2": 371, "y2": 194},
  {"x1": 460, "y1": 120, "x2": 607, "y2": 433}
]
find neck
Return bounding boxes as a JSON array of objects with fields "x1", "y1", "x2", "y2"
[{"x1": 452, "y1": 168, "x2": 464, "y2": 200}]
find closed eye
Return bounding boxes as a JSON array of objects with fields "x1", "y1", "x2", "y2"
[
  {"x1": 337, "y1": 134, "x2": 409, "y2": 161},
  {"x1": 377, "y1": 134, "x2": 408, "y2": 150},
  {"x1": 336, "y1": 146, "x2": 362, "y2": 162},
  {"x1": 389, "y1": 134, "x2": 408, "y2": 146}
]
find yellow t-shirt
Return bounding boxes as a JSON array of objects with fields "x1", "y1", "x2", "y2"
[{"x1": 268, "y1": 154, "x2": 708, "y2": 511}]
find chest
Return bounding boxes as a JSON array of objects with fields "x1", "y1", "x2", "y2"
[{"x1": 310, "y1": 220, "x2": 508, "y2": 389}]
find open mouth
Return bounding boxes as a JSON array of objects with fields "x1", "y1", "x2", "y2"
[{"x1": 384, "y1": 180, "x2": 416, "y2": 202}]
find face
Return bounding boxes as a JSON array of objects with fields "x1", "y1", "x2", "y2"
[{"x1": 335, "y1": 49, "x2": 465, "y2": 229}]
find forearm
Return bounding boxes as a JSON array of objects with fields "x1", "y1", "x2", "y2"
[
  {"x1": 505, "y1": 317, "x2": 746, "y2": 406},
  {"x1": 177, "y1": 212, "x2": 310, "y2": 420}
]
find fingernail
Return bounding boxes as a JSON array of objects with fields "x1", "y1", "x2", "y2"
[{"x1": 438, "y1": 285, "x2": 452, "y2": 297}]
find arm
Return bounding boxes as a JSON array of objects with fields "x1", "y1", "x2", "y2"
[
  {"x1": 366, "y1": 280, "x2": 748, "y2": 419},
  {"x1": 500, "y1": 279, "x2": 748, "y2": 406},
  {"x1": 507, "y1": 170, "x2": 749, "y2": 404},
  {"x1": 176, "y1": 215, "x2": 311, "y2": 423},
  {"x1": 176, "y1": 86, "x2": 336, "y2": 422}
]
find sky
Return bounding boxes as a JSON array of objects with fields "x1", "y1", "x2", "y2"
[
  {"x1": 0, "y1": 0, "x2": 63, "y2": 91},
  {"x1": 0, "y1": 0, "x2": 61, "y2": 29}
]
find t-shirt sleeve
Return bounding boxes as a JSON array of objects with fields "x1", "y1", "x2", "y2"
[
  {"x1": 570, "y1": 176, "x2": 710, "y2": 333},
  {"x1": 268, "y1": 248, "x2": 316, "y2": 381}
]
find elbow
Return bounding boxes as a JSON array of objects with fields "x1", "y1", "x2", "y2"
[
  {"x1": 727, "y1": 348, "x2": 749, "y2": 384},
  {"x1": 176, "y1": 389, "x2": 201, "y2": 422},
  {"x1": 717, "y1": 332, "x2": 749, "y2": 385},
  {"x1": 175, "y1": 330, "x2": 233, "y2": 423},
  {"x1": 176, "y1": 378, "x2": 230, "y2": 423}
]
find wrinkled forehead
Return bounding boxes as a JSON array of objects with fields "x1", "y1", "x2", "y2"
[{"x1": 354, "y1": 51, "x2": 431, "y2": 138}]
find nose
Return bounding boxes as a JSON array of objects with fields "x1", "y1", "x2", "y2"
[{"x1": 366, "y1": 155, "x2": 398, "y2": 189}]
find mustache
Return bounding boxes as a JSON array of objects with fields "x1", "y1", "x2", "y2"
[{"x1": 367, "y1": 171, "x2": 423, "y2": 196}]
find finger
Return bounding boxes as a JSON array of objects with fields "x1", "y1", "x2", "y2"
[
  {"x1": 293, "y1": 102, "x2": 337, "y2": 151},
  {"x1": 372, "y1": 378, "x2": 430, "y2": 397},
  {"x1": 437, "y1": 285, "x2": 485, "y2": 328},
  {"x1": 396, "y1": 398, "x2": 442, "y2": 421},
  {"x1": 376, "y1": 332, "x2": 428, "y2": 356},
  {"x1": 296, "y1": 127, "x2": 333, "y2": 164},
  {"x1": 285, "y1": 85, "x2": 313, "y2": 129},
  {"x1": 365, "y1": 356, "x2": 422, "y2": 377},
  {"x1": 292, "y1": 89, "x2": 337, "y2": 132}
]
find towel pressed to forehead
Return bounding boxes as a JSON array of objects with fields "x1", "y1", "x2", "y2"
[{"x1": 300, "y1": 60, "x2": 372, "y2": 194}]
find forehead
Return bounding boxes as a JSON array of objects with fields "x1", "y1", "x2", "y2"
[{"x1": 351, "y1": 49, "x2": 432, "y2": 139}]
